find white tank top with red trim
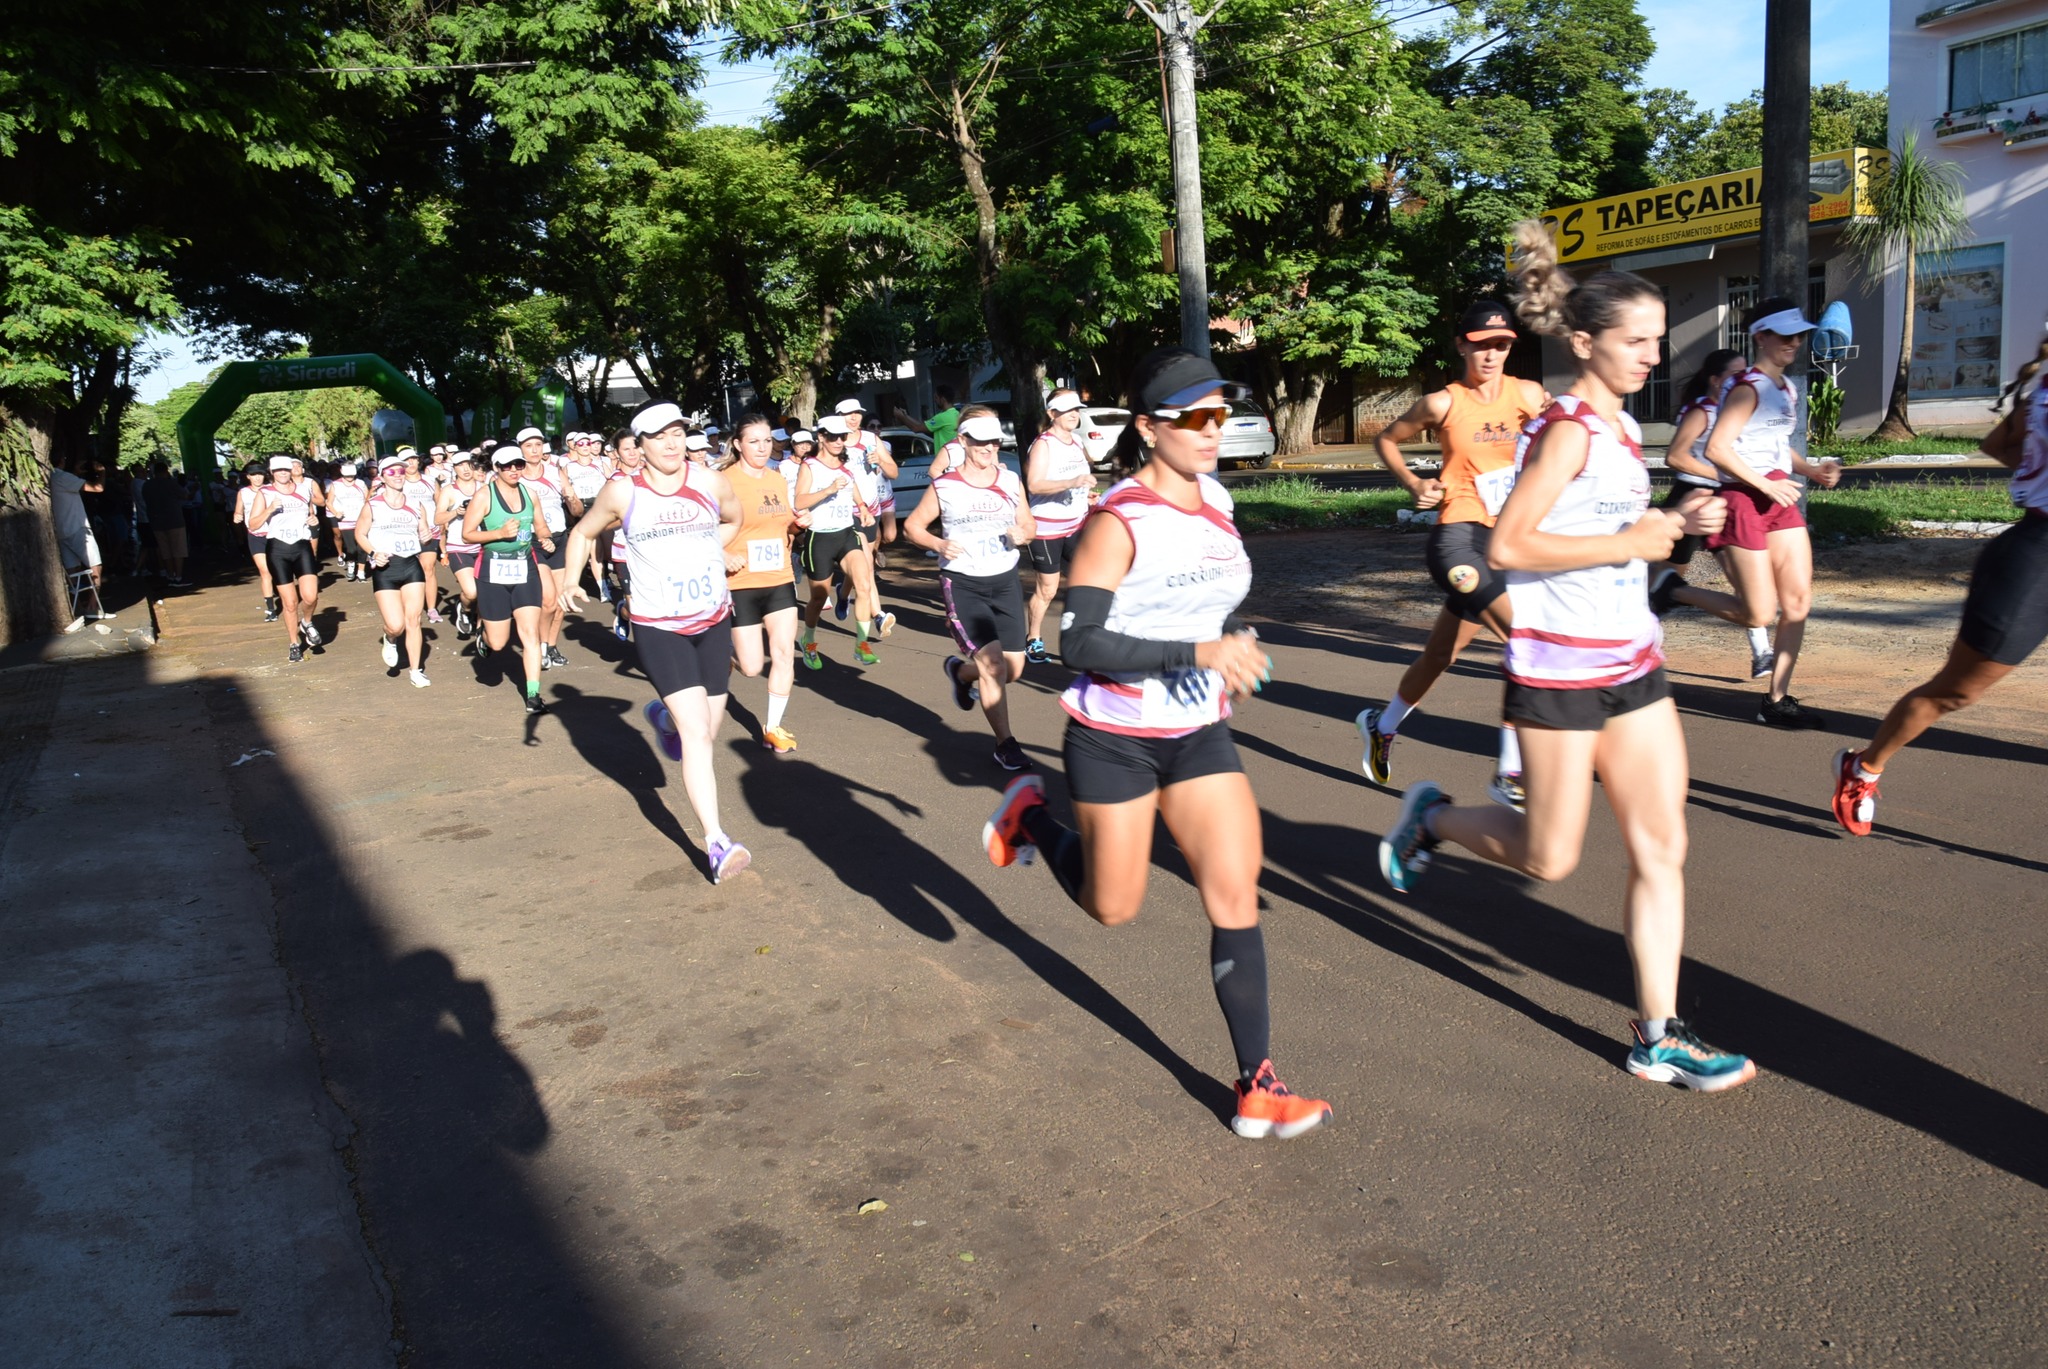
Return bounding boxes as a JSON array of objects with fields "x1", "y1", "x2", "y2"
[
  {"x1": 1671, "y1": 397, "x2": 1721, "y2": 488},
  {"x1": 1058, "y1": 474, "x2": 1250, "y2": 738},
  {"x1": 934, "y1": 467, "x2": 1024, "y2": 577},
  {"x1": 1720, "y1": 368, "x2": 1798, "y2": 477},
  {"x1": 1503, "y1": 397, "x2": 1661, "y2": 690},
  {"x1": 326, "y1": 477, "x2": 368, "y2": 523},
  {"x1": 801, "y1": 458, "x2": 859, "y2": 532},
  {"x1": 1027, "y1": 431, "x2": 1092, "y2": 539},
  {"x1": 620, "y1": 468, "x2": 732, "y2": 634},
  {"x1": 260, "y1": 486, "x2": 313, "y2": 544},
  {"x1": 442, "y1": 481, "x2": 482, "y2": 554},
  {"x1": 363, "y1": 493, "x2": 423, "y2": 559},
  {"x1": 522, "y1": 471, "x2": 568, "y2": 534},
  {"x1": 2012, "y1": 382, "x2": 2048, "y2": 514}
]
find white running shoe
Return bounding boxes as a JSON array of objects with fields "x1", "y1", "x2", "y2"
[
  {"x1": 380, "y1": 635, "x2": 400, "y2": 668},
  {"x1": 409, "y1": 669, "x2": 431, "y2": 688}
]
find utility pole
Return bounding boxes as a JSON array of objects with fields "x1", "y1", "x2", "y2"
[
  {"x1": 1137, "y1": 0, "x2": 1220, "y2": 357},
  {"x1": 1758, "y1": 0, "x2": 1812, "y2": 310}
]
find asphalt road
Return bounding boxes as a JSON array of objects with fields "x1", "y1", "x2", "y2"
[{"x1": 150, "y1": 541, "x2": 2045, "y2": 1368}]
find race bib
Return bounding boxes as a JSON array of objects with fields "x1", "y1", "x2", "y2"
[
  {"x1": 1138, "y1": 668, "x2": 1221, "y2": 731},
  {"x1": 389, "y1": 529, "x2": 421, "y2": 558},
  {"x1": 746, "y1": 537, "x2": 786, "y2": 573},
  {"x1": 570, "y1": 471, "x2": 601, "y2": 501},
  {"x1": 487, "y1": 554, "x2": 530, "y2": 585},
  {"x1": 1475, "y1": 464, "x2": 1517, "y2": 517}
]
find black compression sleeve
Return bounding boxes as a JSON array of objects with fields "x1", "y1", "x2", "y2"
[{"x1": 1059, "y1": 585, "x2": 1198, "y2": 674}]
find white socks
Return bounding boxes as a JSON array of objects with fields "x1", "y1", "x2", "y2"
[
  {"x1": 1378, "y1": 694, "x2": 1415, "y2": 737},
  {"x1": 1497, "y1": 724, "x2": 1521, "y2": 775},
  {"x1": 1747, "y1": 626, "x2": 1772, "y2": 653},
  {"x1": 766, "y1": 690, "x2": 790, "y2": 731}
]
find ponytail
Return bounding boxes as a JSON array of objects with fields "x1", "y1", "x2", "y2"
[{"x1": 1509, "y1": 219, "x2": 1662, "y2": 347}]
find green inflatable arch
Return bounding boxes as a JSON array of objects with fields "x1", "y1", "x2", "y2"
[{"x1": 174, "y1": 354, "x2": 447, "y2": 480}]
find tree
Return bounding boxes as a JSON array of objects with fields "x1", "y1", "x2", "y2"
[
  {"x1": 1843, "y1": 130, "x2": 1971, "y2": 440},
  {"x1": 1649, "y1": 83, "x2": 1889, "y2": 184}
]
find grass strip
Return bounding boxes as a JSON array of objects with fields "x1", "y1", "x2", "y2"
[
  {"x1": 1807, "y1": 478, "x2": 2019, "y2": 538},
  {"x1": 1230, "y1": 475, "x2": 1410, "y2": 533},
  {"x1": 1812, "y1": 436, "x2": 1984, "y2": 464}
]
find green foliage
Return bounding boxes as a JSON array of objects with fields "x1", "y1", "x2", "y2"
[
  {"x1": 118, "y1": 401, "x2": 174, "y2": 468},
  {"x1": 1807, "y1": 479, "x2": 2019, "y2": 538},
  {"x1": 0, "y1": 206, "x2": 175, "y2": 405},
  {"x1": 1228, "y1": 475, "x2": 1408, "y2": 531},
  {"x1": 1649, "y1": 83, "x2": 1890, "y2": 184},
  {"x1": 1809, "y1": 375, "x2": 1846, "y2": 444},
  {"x1": 1812, "y1": 436, "x2": 1985, "y2": 463}
]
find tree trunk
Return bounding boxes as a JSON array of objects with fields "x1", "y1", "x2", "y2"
[
  {"x1": 1873, "y1": 244, "x2": 1917, "y2": 441},
  {"x1": 790, "y1": 300, "x2": 839, "y2": 425},
  {"x1": 948, "y1": 78, "x2": 1045, "y2": 439},
  {"x1": 1258, "y1": 350, "x2": 1326, "y2": 456},
  {"x1": 0, "y1": 404, "x2": 77, "y2": 646}
]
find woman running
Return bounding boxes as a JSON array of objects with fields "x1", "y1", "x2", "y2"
[
  {"x1": 1377, "y1": 223, "x2": 1754, "y2": 1093},
  {"x1": 463, "y1": 446, "x2": 554, "y2": 715},
  {"x1": 232, "y1": 462, "x2": 279, "y2": 619},
  {"x1": 326, "y1": 462, "x2": 369, "y2": 583},
  {"x1": 719, "y1": 413, "x2": 804, "y2": 753},
  {"x1": 563, "y1": 401, "x2": 752, "y2": 883},
  {"x1": 563, "y1": 433, "x2": 609, "y2": 599},
  {"x1": 1357, "y1": 300, "x2": 1548, "y2": 810},
  {"x1": 437, "y1": 454, "x2": 485, "y2": 639},
  {"x1": 522, "y1": 446, "x2": 583, "y2": 671},
  {"x1": 356, "y1": 455, "x2": 435, "y2": 686},
  {"x1": 1831, "y1": 334, "x2": 2048, "y2": 836},
  {"x1": 795, "y1": 417, "x2": 884, "y2": 668},
  {"x1": 981, "y1": 347, "x2": 1332, "y2": 1139},
  {"x1": 604, "y1": 427, "x2": 641, "y2": 638},
  {"x1": 839, "y1": 400, "x2": 900, "y2": 630},
  {"x1": 1023, "y1": 388, "x2": 1097, "y2": 665},
  {"x1": 906, "y1": 411, "x2": 1037, "y2": 772},
  {"x1": 399, "y1": 452, "x2": 444, "y2": 625},
  {"x1": 248, "y1": 455, "x2": 325, "y2": 662},
  {"x1": 1653, "y1": 298, "x2": 1842, "y2": 727}
]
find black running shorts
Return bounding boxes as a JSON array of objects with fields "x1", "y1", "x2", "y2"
[
  {"x1": 1502, "y1": 668, "x2": 1670, "y2": 732},
  {"x1": 476, "y1": 552, "x2": 545, "y2": 620},
  {"x1": 800, "y1": 527, "x2": 863, "y2": 581},
  {"x1": 1027, "y1": 534, "x2": 1076, "y2": 576},
  {"x1": 1959, "y1": 514, "x2": 2048, "y2": 666},
  {"x1": 536, "y1": 536, "x2": 566, "y2": 571},
  {"x1": 637, "y1": 615, "x2": 735, "y2": 699},
  {"x1": 446, "y1": 549, "x2": 480, "y2": 577},
  {"x1": 1425, "y1": 519, "x2": 1507, "y2": 622},
  {"x1": 1063, "y1": 717, "x2": 1245, "y2": 805},
  {"x1": 265, "y1": 538, "x2": 319, "y2": 583},
  {"x1": 732, "y1": 581, "x2": 799, "y2": 627},
  {"x1": 942, "y1": 569, "x2": 1027, "y2": 655},
  {"x1": 1661, "y1": 480, "x2": 1719, "y2": 568},
  {"x1": 246, "y1": 531, "x2": 268, "y2": 557},
  {"x1": 369, "y1": 554, "x2": 426, "y2": 593}
]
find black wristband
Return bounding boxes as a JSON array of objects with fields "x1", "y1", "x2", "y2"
[{"x1": 1059, "y1": 585, "x2": 1198, "y2": 674}]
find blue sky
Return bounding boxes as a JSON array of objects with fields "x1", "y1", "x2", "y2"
[{"x1": 138, "y1": 2, "x2": 1890, "y2": 402}]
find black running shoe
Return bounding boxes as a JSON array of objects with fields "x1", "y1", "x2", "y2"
[
  {"x1": 993, "y1": 736, "x2": 1033, "y2": 771},
  {"x1": 547, "y1": 645, "x2": 568, "y2": 668},
  {"x1": 525, "y1": 692, "x2": 548, "y2": 716},
  {"x1": 1757, "y1": 694, "x2": 1824, "y2": 729}
]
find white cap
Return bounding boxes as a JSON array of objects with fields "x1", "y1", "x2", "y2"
[
  {"x1": 1046, "y1": 392, "x2": 1085, "y2": 414},
  {"x1": 514, "y1": 426, "x2": 545, "y2": 444},
  {"x1": 573, "y1": 432, "x2": 596, "y2": 445},
  {"x1": 790, "y1": 429, "x2": 814, "y2": 445},
  {"x1": 959, "y1": 414, "x2": 1004, "y2": 443},
  {"x1": 396, "y1": 445, "x2": 417, "y2": 458},
  {"x1": 268, "y1": 455, "x2": 295, "y2": 472},
  {"x1": 1749, "y1": 307, "x2": 1817, "y2": 337},
  {"x1": 339, "y1": 463, "x2": 357, "y2": 476},
  {"x1": 817, "y1": 415, "x2": 850, "y2": 436},
  {"x1": 491, "y1": 446, "x2": 525, "y2": 467},
  {"x1": 429, "y1": 444, "x2": 446, "y2": 457},
  {"x1": 631, "y1": 401, "x2": 686, "y2": 437},
  {"x1": 378, "y1": 454, "x2": 407, "y2": 472},
  {"x1": 833, "y1": 397, "x2": 865, "y2": 415},
  {"x1": 684, "y1": 433, "x2": 710, "y2": 452}
]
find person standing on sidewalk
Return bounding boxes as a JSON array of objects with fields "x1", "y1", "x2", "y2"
[{"x1": 141, "y1": 462, "x2": 192, "y2": 587}]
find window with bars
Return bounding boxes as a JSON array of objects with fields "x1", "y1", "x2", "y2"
[{"x1": 1950, "y1": 22, "x2": 2048, "y2": 112}]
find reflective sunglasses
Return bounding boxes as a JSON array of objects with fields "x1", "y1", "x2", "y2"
[{"x1": 1151, "y1": 405, "x2": 1228, "y2": 432}]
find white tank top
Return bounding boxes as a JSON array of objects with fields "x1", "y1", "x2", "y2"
[
  {"x1": 935, "y1": 467, "x2": 1025, "y2": 577},
  {"x1": 327, "y1": 478, "x2": 367, "y2": 522},
  {"x1": 522, "y1": 472, "x2": 568, "y2": 533},
  {"x1": 442, "y1": 482, "x2": 481, "y2": 554},
  {"x1": 2012, "y1": 383, "x2": 2048, "y2": 515},
  {"x1": 845, "y1": 434, "x2": 883, "y2": 513},
  {"x1": 260, "y1": 486, "x2": 313, "y2": 544},
  {"x1": 564, "y1": 458, "x2": 604, "y2": 503},
  {"x1": 620, "y1": 469, "x2": 731, "y2": 634},
  {"x1": 1720, "y1": 369, "x2": 1798, "y2": 477},
  {"x1": 1503, "y1": 397, "x2": 1662, "y2": 690},
  {"x1": 235, "y1": 485, "x2": 264, "y2": 526},
  {"x1": 364, "y1": 494, "x2": 423, "y2": 559},
  {"x1": 1027, "y1": 431, "x2": 1092, "y2": 538},
  {"x1": 801, "y1": 458, "x2": 859, "y2": 532},
  {"x1": 1671, "y1": 397, "x2": 1721, "y2": 488},
  {"x1": 1058, "y1": 474, "x2": 1250, "y2": 738}
]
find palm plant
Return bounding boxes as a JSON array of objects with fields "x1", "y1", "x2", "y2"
[{"x1": 1844, "y1": 131, "x2": 1970, "y2": 439}]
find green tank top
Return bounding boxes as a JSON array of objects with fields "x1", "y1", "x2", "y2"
[{"x1": 480, "y1": 480, "x2": 534, "y2": 557}]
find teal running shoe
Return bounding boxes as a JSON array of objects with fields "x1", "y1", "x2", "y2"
[
  {"x1": 1378, "y1": 781, "x2": 1448, "y2": 894},
  {"x1": 1626, "y1": 1019, "x2": 1757, "y2": 1092}
]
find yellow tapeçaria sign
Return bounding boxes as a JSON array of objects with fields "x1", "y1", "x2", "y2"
[{"x1": 1537, "y1": 148, "x2": 1885, "y2": 265}]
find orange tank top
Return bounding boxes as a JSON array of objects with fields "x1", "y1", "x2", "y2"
[
  {"x1": 724, "y1": 461, "x2": 797, "y2": 590},
  {"x1": 1435, "y1": 380, "x2": 1539, "y2": 526}
]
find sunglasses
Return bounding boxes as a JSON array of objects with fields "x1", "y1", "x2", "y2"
[
  {"x1": 1151, "y1": 406, "x2": 1228, "y2": 431},
  {"x1": 498, "y1": 459, "x2": 528, "y2": 469}
]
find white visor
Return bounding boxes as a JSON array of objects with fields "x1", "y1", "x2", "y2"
[
  {"x1": 396, "y1": 446, "x2": 417, "y2": 458},
  {"x1": 491, "y1": 446, "x2": 525, "y2": 467},
  {"x1": 631, "y1": 402, "x2": 686, "y2": 437},
  {"x1": 833, "y1": 398, "x2": 864, "y2": 415},
  {"x1": 268, "y1": 456, "x2": 295, "y2": 472},
  {"x1": 818, "y1": 416, "x2": 850, "y2": 436},
  {"x1": 1749, "y1": 307, "x2": 1817, "y2": 337},
  {"x1": 339, "y1": 463, "x2": 357, "y2": 476},
  {"x1": 1046, "y1": 393, "x2": 1084, "y2": 414},
  {"x1": 790, "y1": 429, "x2": 814, "y2": 444},
  {"x1": 959, "y1": 415, "x2": 1004, "y2": 443},
  {"x1": 685, "y1": 433, "x2": 710, "y2": 451},
  {"x1": 378, "y1": 456, "x2": 407, "y2": 473},
  {"x1": 514, "y1": 427, "x2": 545, "y2": 444}
]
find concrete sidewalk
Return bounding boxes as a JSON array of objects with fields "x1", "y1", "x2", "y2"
[{"x1": 0, "y1": 650, "x2": 394, "y2": 1367}]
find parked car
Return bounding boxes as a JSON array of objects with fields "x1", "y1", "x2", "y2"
[
  {"x1": 1079, "y1": 407, "x2": 1130, "y2": 470},
  {"x1": 881, "y1": 427, "x2": 1021, "y2": 506},
  {"x1": 1217, "y1": 399, "x2": 1276, "y2": 467}
]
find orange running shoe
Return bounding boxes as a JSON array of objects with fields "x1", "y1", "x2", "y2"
[
  {"x1": 1830, "y1": 747, "x2": 1879, "y2": 837},
  {"x1": 761, "y1": 725, "x2": 798, "y2": 753},
  {"x1": 982, "y1": 774, "x2": 1045, "y2": 868},
  {"x1": 1232, "y1": 1060, "x2": 1331, "y2": 1139}
]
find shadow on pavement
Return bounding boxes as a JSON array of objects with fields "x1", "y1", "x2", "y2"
[
  {"x1": 203, "y1": 680, "x2": 669, "y2": 1367},
  {"x1": 546, "y1": 681, "x2": 708, "y2": 874}
]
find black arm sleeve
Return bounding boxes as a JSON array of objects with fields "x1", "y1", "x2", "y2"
[
  {"x1": 1059, "y1": 585, "x2": 1199, "y2": 674},
  {"x1": 1222, "y1": 614, "x2": 1249, "y2": 636}
]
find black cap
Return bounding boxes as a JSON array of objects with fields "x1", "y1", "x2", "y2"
[
  {"x1": 1129, "y1": 347, "x2": 1249, "y2": 414},
  {"x1": 1457, "y1": 299, "x2": 1519, "y2": 342}
]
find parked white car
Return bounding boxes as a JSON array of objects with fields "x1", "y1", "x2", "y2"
[
  {"x1": 1217, "y1": 400, "x2": 1276, "y2": 467},
  {"x1": 1079, "y1": 407, "x2": 1130, "y2": 470}
]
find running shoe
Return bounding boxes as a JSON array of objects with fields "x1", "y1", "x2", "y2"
[
  {"x1": 1025, "y1": 637, "x2": 1050, "y2": 665},
  {"x1": 455, "y1": 605, "x2": 473, "y2": 639},
  {"x1": 1757, "y1": 694, "x2": 1823, "y2": 729},
  {"x1": 993, "y1": 736, "x2": 1033, "y2": 772},
  {"x1": 800, "y1": 640, "x2": 822, "y2": 670},
  {"x1": 1487, "y1": 771, "x2": 1527, "y2": 813},
  {"x1": 1625, "y1": 1019, "x2": 1757, "y2": 1092},
  {"x1": 524, "y1": 692, "x2": 548, "y2": 717},
  {"x1": 854, "y1": 642, "x2": 880, "y2": 666},
  {"x1": 1355, "y1": 706, "x2": 1394, "y2": 786},
  {"x1": 263, "y1": 598, "x2": 280, "y2": 623},
  {"x1": 548, "y1": 645, "x2": 569, "y2": 668},
  {"x1": 426, "y1": 607, "x2": 443, "y2": 625},
  {"x1": 300, "y1": 620, "x2": 324, "y2": 649},
  {"x1": 288, "y1": 643, "x2": 305, "y2": 664},
  {"x1": 982, "y1": 774, "x2": 1045, "y2": 868},
  {"x1": 1648, "y1": 568, "x2": 1685, "y2": 618},
  {"x1": 761, "y1": 726, "x2": 798, "y2": 754},
  {"x1": 409, "y1": 669, "x2": 431, "y2": 689},
  {"x1": 644, "y1": 699, "x2": 683, "y2": 763},
  {"x1": 942, "y1": 655, "x2": 977, "y2": 711},
  {"x1": 1231, "y1": 1061, "x2": 1333, "y2": 1140},
  {"x1": 540, "y1": 648, "x2": 554, "y2": 671},
  {"x1": 1378, "y1": 781, "x2": 1448, "y2": 895},
  {"x1": 1750, "y1": 647, "x2": 1775, "y2": 680},
  {"x1": 834, "y1": 587, "x2": 850, "y2": 622},
  {"x1": 1830, "y1": 747, "x2": 1880, "y2": 837},
  {"x1": 875, "y1": 610, "x2": 897, "y2": 639},
  {"x1": 708, "y1": 837, "x2": 752, "y2": 884},
  {"x1": 613, "y1": 612, "x2": 632, "y2": 642},
  {"x1": 597, "y1": 577, "x2": 612, "y2": 603},
  {"x1": 380, "y1": 635, "x2": 400, "y2": 669}
]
